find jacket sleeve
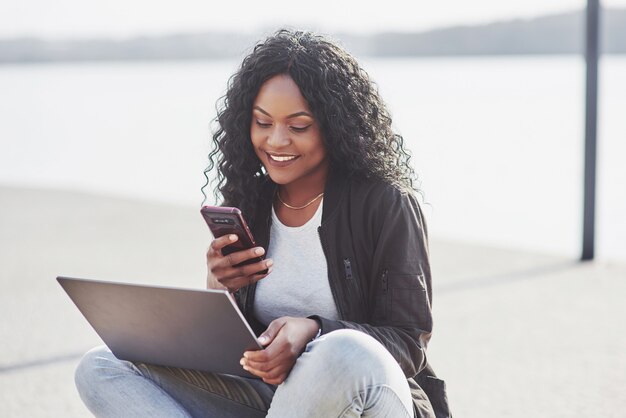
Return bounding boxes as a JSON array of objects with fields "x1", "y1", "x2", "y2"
[{"x1": 310, "y1": 185, "x2": 433, "y2": 378}]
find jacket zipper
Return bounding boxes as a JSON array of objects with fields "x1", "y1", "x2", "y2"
[
  {"x1": 380, "y1": 269, "x2": 388, "y2": 319},
  {"x1": 381, "y1": 269, "x2": 388, "y2": 292},
  {"x1": 343, "y1": 258, "x2": 353, "y2": 280}
]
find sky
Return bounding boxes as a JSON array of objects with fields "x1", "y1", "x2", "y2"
[{"x1": 2, "y1": 0, "x2": 624, "y2": 39}]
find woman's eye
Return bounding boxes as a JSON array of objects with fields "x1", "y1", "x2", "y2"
[
  {"x1": 290, "y1": 125, "x2": 311, "y2": 133},
  {"x1": 256, "y1": 120, "x2": 272, "y2": 128}
]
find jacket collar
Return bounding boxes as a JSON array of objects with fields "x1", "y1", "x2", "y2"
[{"x1": 321, "y1": 168, "x2": 348, "y2": 223}]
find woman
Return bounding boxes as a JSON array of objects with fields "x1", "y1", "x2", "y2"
[{"x1": 75, "y1": 29, "x2": 450, "y2": 418}]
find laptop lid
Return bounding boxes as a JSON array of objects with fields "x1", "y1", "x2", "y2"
[{"x1": 58, "y1": 276, "x2": 261, "y2": 377}]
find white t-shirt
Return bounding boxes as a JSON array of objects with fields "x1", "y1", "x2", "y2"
[{"x1": 253, "y1": 200, "x2": 340, "y2": 326}]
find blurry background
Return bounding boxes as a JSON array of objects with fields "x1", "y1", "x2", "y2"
[
  {"x1": 1, "y1": 1, "x2": 625, "y2": 417},
  {"x1": 1, "y1": 0, "x2": 625, "y2": 260}
]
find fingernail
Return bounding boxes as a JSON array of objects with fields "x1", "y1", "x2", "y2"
[
  {"x1": 239, "y1": 358, "x2": 245, "y2": 366},
  {"x1": 259, "y1": 336, "x2": 268, "y2": 344},
  {"x1": 229, "y1": 234, "x2": 237, "y2": 241},
  {"x1": 243, "y1": 365, "x2": 249, "y2": 371},
  {"x1": 255, "y1": 247, "x2": 265, "y2": 256},
  {"x1": 265, "y1": 259, "x2": 273, "y2": 268},
  {"x1": 243, "y1": 352, "x2": 249, "y2": 358}
]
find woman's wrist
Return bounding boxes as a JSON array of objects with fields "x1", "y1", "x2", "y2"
[
  {"x1": 312, "y1": 327, "x2": 322, "y2": 340},
  {"x1": 307, "y1": 317, "x2": 322, "y2": 341}
]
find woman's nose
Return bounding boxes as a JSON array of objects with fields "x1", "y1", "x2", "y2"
[{"x1": 266, "y1": 125, "x2": 291, "y2": 148}]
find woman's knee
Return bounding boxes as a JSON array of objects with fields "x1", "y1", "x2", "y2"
[
  {"x1": 74, "y1": 346, "x2": 134, "y2": 397},
  {"x1": 310, "y1": 329, "x2": 389, "y2": 362},
  {"x1": 304, "y1": 329, "x2": 403, "y2": 382},
  {"x1": 271, "y1": 330, "x2": 412, "y2": 416}
]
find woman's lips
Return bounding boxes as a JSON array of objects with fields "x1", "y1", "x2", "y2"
[{"x1": 265, "y1": 152, "x2": 300, "y2": 167}]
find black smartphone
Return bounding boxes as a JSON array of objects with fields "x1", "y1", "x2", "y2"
[{"x1": 200, "y1": 205, "x2": 268, "y2": 274}]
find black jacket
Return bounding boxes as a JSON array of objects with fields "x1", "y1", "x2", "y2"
[{"x1": 235, "y1": 172, "x2": 451, "y2": 418}]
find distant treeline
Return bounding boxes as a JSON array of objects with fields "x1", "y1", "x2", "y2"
[{"x1": 1, "y1": 8, "x2": 625, "y2": 63}]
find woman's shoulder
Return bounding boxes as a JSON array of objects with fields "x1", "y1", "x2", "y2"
[
  {"x1": 343, "y1": 176, "x2": 429, "y2": 241},
  {"x1": 348, "y1": 176, "x2": 420, "y2": 208},
  {"x1": 344, "y1": 176, "x2": 424, "y2": 228}
]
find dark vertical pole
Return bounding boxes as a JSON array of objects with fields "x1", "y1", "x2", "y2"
[{"x1": 582, "y1": 0, "x2": 600, "y2": 261}]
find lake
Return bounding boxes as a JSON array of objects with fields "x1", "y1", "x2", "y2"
[{"x1": 0, "y1": 56, "x2": 624, "y2": 261}]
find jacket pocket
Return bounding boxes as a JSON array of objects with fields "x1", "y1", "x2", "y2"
[{"x1": 389, "y1": 273, "x2": 431, "y2": 325}]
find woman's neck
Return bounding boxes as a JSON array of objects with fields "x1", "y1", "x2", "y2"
[
  {"x1": 273, "y1": 168, "x2": 328, "y2": 228},
  {"x1": 273, "y1": 195, "x2": 323, "y2": 228},
  {"x1": 277, "y1": 166, "x2": 328, "y2": 207}
]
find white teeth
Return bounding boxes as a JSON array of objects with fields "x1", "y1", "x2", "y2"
[{"x1": 268, "y1": 154, "x2": 297, "y2": 162}]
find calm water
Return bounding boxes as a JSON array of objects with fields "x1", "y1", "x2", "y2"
[{"x1": 0, "y1": 56, "x2": 624, "y2": 261}]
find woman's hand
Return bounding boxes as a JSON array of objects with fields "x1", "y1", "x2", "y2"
[
  {"x1": 206, "y1": 234, "x2": 273, "y2": 293},
  {"x1": 240, "y1": 317, "x2": 320, "y2": 385}
]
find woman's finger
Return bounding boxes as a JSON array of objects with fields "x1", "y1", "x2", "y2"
[
  {"x1": 217, "y1": 268, "x2": 271, "y2": 293},
  {"x1": 257, "y1": 317, "x2": 287, "y2": 347},
  {"x1": 218, "y1": 259, "x2": 273, "y2": 282},
  {"x1": 229, "y1": 272, "x2": 270, "y2": 292},
  {"x1": 215, "y1": 246, "x2": 266, "y2": 268},
  {"x1": 246, "y1": 365, "x2": 289, "y2": 384},
  {"x1": 243, "y1": 352, "x2": 291, "y2": 382},
  {"x1": 241, "y1": 350, "x2": 286, "y2": 374},
  {"x1": 208, "y1": 234, "x2": 238, "y2": 255}
]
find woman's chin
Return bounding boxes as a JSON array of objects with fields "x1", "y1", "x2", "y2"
[{"x1": 265, "y1": 172, "x2": 292, "y2": 185}]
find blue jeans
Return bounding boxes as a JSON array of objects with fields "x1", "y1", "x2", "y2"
[{"x1": 75, "y1": 329, "x2": 414, "y2": 417}]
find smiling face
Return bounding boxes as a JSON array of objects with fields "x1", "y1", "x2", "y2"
[{"x1": 250, "y1": 74, "x2": 328, "y2": 194}]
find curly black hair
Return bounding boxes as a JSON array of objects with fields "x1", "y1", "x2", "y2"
[{"x1": 202, "y1": 29, "x2": 419, "y2": 227}]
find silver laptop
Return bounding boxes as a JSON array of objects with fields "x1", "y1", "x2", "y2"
[{"x1": 58, "y1": 276, "x2": 261, "y2": 377}]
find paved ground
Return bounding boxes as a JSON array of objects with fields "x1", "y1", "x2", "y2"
[{"x1": 1, "y1": 185, "x2": 624, "y2": 417}]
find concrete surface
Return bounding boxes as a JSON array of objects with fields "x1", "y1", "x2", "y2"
[{"x1": 1, "y1": 185, "x2": 624, "y2": 417}]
